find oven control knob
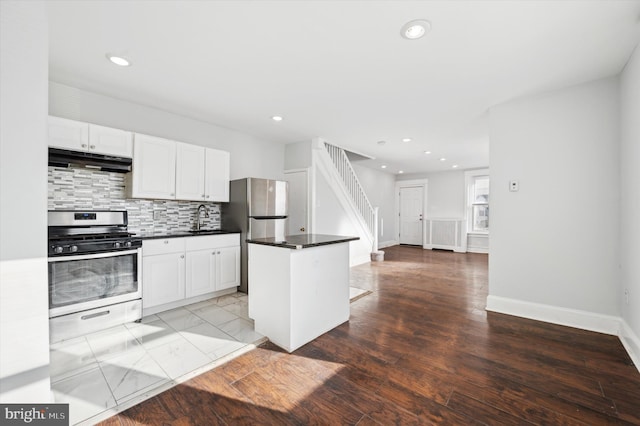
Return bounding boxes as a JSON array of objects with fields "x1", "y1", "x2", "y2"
[
  {"x1": 125, "y1": 241, "x2": 132, "y2": 248},
  {"x1": 114, "y1": 242, "x2": 122, "y2": 249},
  {"x1": 70, "y1": 245, "x2": 78, "y2": 253},
  {"x1": 54, "y1": 246, "x2": 63, "y2": 254}
]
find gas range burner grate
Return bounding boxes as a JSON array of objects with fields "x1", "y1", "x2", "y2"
[{"x1": 48, "y1": 232, "x2": 135, "y2": 242}]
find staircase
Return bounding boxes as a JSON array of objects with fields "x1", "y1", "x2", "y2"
[{"x1": 317, "y1": 140, "x2": 379, "y2": 257}]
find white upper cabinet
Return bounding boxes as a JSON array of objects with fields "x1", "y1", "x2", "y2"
[
  {"x1": 129, "y1": 134, "x2": 177, "y2": 200},
  {"x1": 205, "y1": 148, "x2": 230, "y2": 202},
  {"x1": 48, "y1": 116, "x2": 89, "y2": 151},
  {"x1": 175, "y1": 144, "x2": 230, "y2": 202},
  {"x1": 176, "y1": 142, "x2": 206, "y2": 201},
  {"x1": 89, "y1": 124, "x2": 133, "y2": 157},
  {"x1": 48, "y1": 116, "x2": 132, "y2": 158}
]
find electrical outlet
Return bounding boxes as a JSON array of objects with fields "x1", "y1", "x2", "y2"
[
  {"x1": 509, "y1": 180, "x2": 519, "y2": 192},
  {"x1": 153, "y1": 211, "x2": 162, "y2": 220}
]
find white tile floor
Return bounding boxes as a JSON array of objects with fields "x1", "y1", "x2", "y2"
[{"x1": 49, "y1": 292, "x2": 264, "y2": 425}]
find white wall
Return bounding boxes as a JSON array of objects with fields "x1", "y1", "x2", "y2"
[
  {"x1": 49, "y1": 82, "x2": 285, "y2": 181},
  {"x1": 351, "y1": 164, "x2": 397, "y2": 246},
  {"x1": 620, "y1": 45, "x2": 640, "y2": 356},
  {"x1": 488, "y1": 77, "x2": 620, "y2": 317},
  {"x1": 398, "y1": 170, "x2": 466, "y2": 218},
  {"x1": 0, "y1": 0, "x2": 52, "y2": 402},
  {"x1": 284, "y1": 141, "x2": 312, "y2": 170}
]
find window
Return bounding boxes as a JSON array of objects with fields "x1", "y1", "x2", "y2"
[{"x1": 471, "y1": 176, "x2": 489, "y2": 232}]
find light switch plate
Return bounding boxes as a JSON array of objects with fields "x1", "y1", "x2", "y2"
[{"x1": 509, "y1": 180, "x2": 519, "y2": 192}]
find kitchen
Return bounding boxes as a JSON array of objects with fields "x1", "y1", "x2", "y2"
[
  {"x1": 44, "y1": 108, "x2": 358, "y2": 423},
  {"x1": 3, "y1": 1, "x2": 640, "y2": 425}
]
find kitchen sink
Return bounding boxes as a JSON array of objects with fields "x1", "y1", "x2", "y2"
[{"x1": 188, "y1": 230, "x2": 227, "y2": 235}]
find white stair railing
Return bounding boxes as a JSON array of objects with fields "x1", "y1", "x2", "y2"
[{"x1": 324, "y1": 142, "x2": 378, "y2": 250}]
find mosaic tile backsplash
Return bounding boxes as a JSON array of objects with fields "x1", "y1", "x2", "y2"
[{"x1": 48, "y1": 167, "x2": 222, "y2": 235}]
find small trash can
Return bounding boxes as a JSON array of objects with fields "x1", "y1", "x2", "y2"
[{"x1": 371, "y1": 250, "x2": 385, "y2": 262}]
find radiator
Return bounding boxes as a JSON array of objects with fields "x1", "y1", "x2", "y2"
[{"x1": 426, "y1": 219, "x2": 463, "y2": 251}]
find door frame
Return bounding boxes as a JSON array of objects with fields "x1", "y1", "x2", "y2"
[{"x1": 395, "y1": 179, "x2": 428, "y2": 248}]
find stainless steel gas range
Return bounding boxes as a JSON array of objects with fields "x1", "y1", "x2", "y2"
[{"x1": 48, "y1": 210, "x2": 142, "y2": 343}]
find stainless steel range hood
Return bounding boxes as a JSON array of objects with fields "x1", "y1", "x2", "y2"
[{"x1": 48, "y1": 148, "x2": 132, "y2": 173}]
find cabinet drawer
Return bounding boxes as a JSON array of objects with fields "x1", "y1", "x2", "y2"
[
  {"x1": 143, "y1": 238, "x2": 185, "y2": 256},
  {"x1": 185, "y1": 234, "x2": 239, "y2": 251}
]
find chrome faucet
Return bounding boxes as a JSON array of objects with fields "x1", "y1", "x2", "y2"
[{"x1": 196, "y1": 204, "x2": 209, "y2": 231}]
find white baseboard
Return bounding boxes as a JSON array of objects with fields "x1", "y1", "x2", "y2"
[
  {"x1": 486, "y1": 295, "x2": 621, "y2": 335},
  {"x1": 467, "y1": 246, "x2": 489, "y2": 254},
  {"x1": 486, "y1": 295, "x2": 639, "y2": 373},
  {"x1": 619, "y1": 319, "x2": 640, "y2": 373},
  {"x1": 378, "y1": 240, "x2": 397, "y2": 249}
]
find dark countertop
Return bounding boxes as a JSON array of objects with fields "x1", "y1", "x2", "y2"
[
  {"x1": 247, "y1": 234, "x2": 359, "y2": 250},
  {"x1": 136, "y1": 229, "x2": 239, "y2": 240}
]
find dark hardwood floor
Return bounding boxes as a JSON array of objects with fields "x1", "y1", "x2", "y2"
[{"x1": 101, "y1": 246, "x2": 640, "y2": 425}]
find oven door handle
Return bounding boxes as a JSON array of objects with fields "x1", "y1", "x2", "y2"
[{"x1": 48, "y1": 249, "x2": 140, "y2": 262}]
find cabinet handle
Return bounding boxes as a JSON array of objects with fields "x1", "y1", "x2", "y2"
[
  {"x1": 206, "y1": 195, "x2": 210, "y2": 198},
  {"x1": 202, "y1": 194, "x2": 205, "y2": 198},
  {"x1": 81, "y1": 144, "x2": 87, "y2": 148},
  {"x1": 217, "y1": 251, "x2": 221, "y2": 255},
  {"x1": 180, "y1": 255, "x2": 185, "y2": 259},
  {"x1": 212, "y1": 252, "x2": 216, "y2": 255},
  {"x1": 90, "y1": 145, "x2": 96, "y2": 149},
  {"x1": 164, "y1": 240, "x2": 169, "y2": 244},
  {"x1": 170, "y1": 193, "x2": 175, "y2": 196}
]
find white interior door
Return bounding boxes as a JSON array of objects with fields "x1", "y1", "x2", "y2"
[
  {"x1": 285, "y1": 170, "x2": 308, "y2": 235},
  {"x1": 399, "y1": 186, "x2": 423, "y2": 245}
]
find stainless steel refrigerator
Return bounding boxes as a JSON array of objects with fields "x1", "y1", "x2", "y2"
[{"x1": 222, "y1": 178, "x2": 288, "y2": 293}]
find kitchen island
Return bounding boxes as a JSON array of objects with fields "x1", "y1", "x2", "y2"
[{"x1": 247, "y1": 234, "x2": 359, "y2": 352}]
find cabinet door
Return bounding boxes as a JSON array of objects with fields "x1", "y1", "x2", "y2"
[
  {"x1": 48, "y1": 116, "x2": 89, "y2": 151},
  {"x1": 131, "y1": 134, "x2": 176, "y2": 199},
  {"x1": 185, "y1": 248, "x2": 216, "y2": 298},
  {"x1": 205, "y1": 148, "x2": 230, "y2": 202},
  {"x1": 89, "y1": 124, "x2": 133, "y2": 157},
  {"x1": 176, "y1": 142, "x2": 205, "y2": 201},
  {"x1": 143, "y1": 252, "x2": 185, "y2": 308},
  {"x1": 216, "y1": 245, "x2": 240, "y2": 291}
]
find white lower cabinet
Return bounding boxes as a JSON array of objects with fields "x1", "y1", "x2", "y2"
[
  {"x1": 143, "y1": 252, "x2": 186, "y2": 308},
  {"x1": 217, "y1": 245, "x2": 240, "y2": 291},
  {"x1": 142, "y1": 238, "x2": 186, "y2": 309},
  {"x1": 186, "y1": 249, "x2": 216, "y2": 298},
  {"x1": 143, "y1": 234, "x2": 240, "y2": 313}
]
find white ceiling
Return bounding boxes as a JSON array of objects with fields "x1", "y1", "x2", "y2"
[{"x1": 47, "y1": 0, "x2": 640, "y2": 175}]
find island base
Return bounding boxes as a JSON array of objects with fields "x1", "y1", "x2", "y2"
[{"x1": 248, "y1": 241, "x2": 351, "y2": 352}]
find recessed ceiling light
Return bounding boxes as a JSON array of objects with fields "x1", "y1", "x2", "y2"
[
  {"x1": 398, "y1": 170, "x2": 404, "y2": 174},
  {"x1": 452, "y1": 164, "x2": 459, "y2": 168},
  {"x1": 401, "y1": 20, "x2": 432, "y2": 40},
  {"x1": 271, "y1": 116, "x2": 283, "y2": 122},
  {"x1": 106, "y1": 54, "x2": 131, "y2": 67},
  {"x1": 402, "y1": 138, "x2": 412, "y2": 143},
  {"x1": 424, "y1": 151, "x2": 431, "y2": 155},
  {"x1": 381, "y1": 165, "x2": 387, "y2": 169},
  {"x1": 439, "y1": 158, "x2": 446, "y2": 162}
]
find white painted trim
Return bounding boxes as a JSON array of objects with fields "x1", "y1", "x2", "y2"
[
  {"x1": 486, "y1": 295, "x2": 640, "y2": 373},
  {"x1": 378, "y1": 240, "x2": 397, "y2": 249},
  {"x1": 395, "y1": 179, "x2": 428, "y2": 247},
  {"x1": 464, "y1": 168, "x2": 490, "y2": 253},
  {"x1": 143, "y1": 288, "x2": 236, "y2": 316},
  {"x1": 486, "y1": 295, "x2": 621, "y2": 335},
  {"x1": 466, "y1": 247, "x2": 489, "y2": 254},
  {"x1": 619, "y1": 319, "x2": 640, "y2": 374}
]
